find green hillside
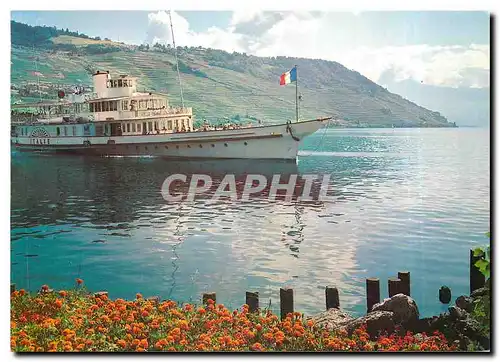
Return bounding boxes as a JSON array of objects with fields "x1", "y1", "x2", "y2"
[{"x1": 10, "y1": 21, "x2": 454, "y2": 128}]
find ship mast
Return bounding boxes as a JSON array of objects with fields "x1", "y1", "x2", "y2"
[{"x1": 168, "y1": 10, "x2": 185, "y2": 108}]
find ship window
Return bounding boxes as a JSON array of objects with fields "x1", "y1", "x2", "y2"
[
  {"x1": 137, "y1": 123, "x2": 141, "y2": 133},
  {"x1": 112, "y1": 101, "x2": 117, "y2": 111},
  {"x1": 56, "y1": 127, "x2": 60, "y2": 136},
  {"x1": 123, "y1": 80, "x2": 128, "y2": 87},
  {"x1": 72, "y1": 126, "x2": 76, "y2": 136},
  {"x1": 112, "y1": 80, "x2": 117, "y2": 88},
  {"x1": 105, "y1": 102, "x2": 109, "y2": 112},
  {"x1": 118, "y1": 80, "x2": 123, "y2": 87},
  {"x1": 127, "y1": 123, "x2": 131, "y2": 133},
  {"x1": 154, "y1": 121, "x2": 158, "y2": 130},
  {"x1": 64, "y1": 127, "x2": 68, "y2": 136},
  {"x1": 168, "y1": 120, "x2": 172, "y2": 129},
  {"x1": 96, "y1": 103, "x2": 100, "y2": 112},
  {"x1": 20, "y1": 128, "x2": 23, "y2": 136},
  {"x1": 122, "y1": 100, "x2": 128, "y2": 110},
  {"x1": 132, "y1": 123, "x2": 136, "y2": 133},
  {"x1": 148, "y1": 122, "x2": 153, "y2": 132}
]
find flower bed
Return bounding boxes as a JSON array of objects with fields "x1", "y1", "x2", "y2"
[{"x1": 10, "y1": 281, "x2": 458, "y2": 352}]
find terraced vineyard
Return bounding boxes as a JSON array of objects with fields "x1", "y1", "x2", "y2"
[{"x1": 11, "y1": 30, "x2": 454, "y2": 127}]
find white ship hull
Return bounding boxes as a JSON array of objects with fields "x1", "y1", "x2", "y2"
[{"x1": 11, "y1": 118, "x2": 329, "y2": 160}]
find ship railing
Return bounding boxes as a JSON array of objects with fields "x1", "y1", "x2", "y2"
[{"x1": 135, "y1": 107, "x2": 193, "y2": 117}]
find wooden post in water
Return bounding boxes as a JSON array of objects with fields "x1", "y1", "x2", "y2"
[
  {"x1": 325, "y1": 286, "x2": 340, "y2": 309},
  {"x1": 280, "y1": 288, "x2": 294, "y2": 319},
  {"x1": 470, "y1": 249, "x2": 486, "y2": 294},
  {"x1": 202, "y1": 292, "x2": 216, "y2": 305},
  {"x1": 366, "y1": 278, "x2": 380, "y2": 313},
  {"x1": 246, "y1": 291, "x2": 259, "y2": 313},
  {"x1": 10, "y1": 284, "x2": 15, "y2": 294},
  {"x1": 388, "y1": 278, "x2": 401, "y2": 297},
  {"x1": 398, "y1": 271, "x2": 411, "y2": 296}
]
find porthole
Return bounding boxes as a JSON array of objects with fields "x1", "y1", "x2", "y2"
[
  {"x1": 224, "y1": 143, "x2": 228, "y2": 147},
  {"x1": 155, "y1": 145, "x2": 158, "y2": 149},
  {"x1": 176, "y1": 145, "x2": 179, "y2": 149},
  {"x1": 187, "y1": 145, "x2": 191, "y2": 148},
  {"x1": 199, "y1": 144, "x2": 202, "y2": 148},
  {"x1": 145, "y1": 146, "x2": 148, "y2": 150},
  {"x1": 165, "y1": 146, "x2": 168, "y2": 149},
  {"x1": 244, "y1": 142, "x2": 248, "y2": 145},
  {"x1": 211, "y1": 144, "x2": 215, "y2": 148}
]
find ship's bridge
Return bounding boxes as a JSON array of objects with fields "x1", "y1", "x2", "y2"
[{"x1": 92, "y1": 71, "x2": 137, "y2": 99}]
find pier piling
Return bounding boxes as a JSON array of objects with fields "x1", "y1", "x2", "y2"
[
  {"x1": 280, "y1": 287, "x2": 294, "y2": 319},
  {"x1": 366, "y1": 278, "x2": 380, "y2": 312},
  {"x1": 325, "y1": 286, "x2": 340, "y2": 310},
  {"x1": 202, "y1": 292, "x2": 216, "y2": 305},
  {"x1": 388, "y1": 277, "x2": 401, "y2": 297},
  {"x1": 398, "y1": 271, "x2": 411, "y2": 296},
  {"x1": 246, "y1": 291, "x2": 259, "y2": 313}
]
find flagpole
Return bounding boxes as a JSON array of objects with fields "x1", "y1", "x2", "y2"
[{"x1": 295, "y1": 65, "x2": 298, "y2": 122}]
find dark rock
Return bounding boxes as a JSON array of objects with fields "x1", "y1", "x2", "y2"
[
  {"x1": 439, "y1": 286, "x2": 452, "y2": 304},
  {"x1": 345, "y1": 311, "x2": 396, "y2": 338},
  {"x1": 371, "y1": 293, "x2": 419, "y2": 324},
  {"x1": 470, "y1": 287, "x2": 489, "y2": 299},
  {"x1": 309, "y1": 308, "x2": 354, "y2": 331},
  {"x1": 448, "y1": 306, "x2": 467, "y2": 321},
  {"x1": 455, "y1": 295, "x2": 473, "y2": 313}
]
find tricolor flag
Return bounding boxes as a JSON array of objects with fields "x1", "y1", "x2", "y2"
[{"x1": 279, "y1": 66, "x2": 297, "y2": 86}]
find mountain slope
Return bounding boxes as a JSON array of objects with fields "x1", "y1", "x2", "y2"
[{"x1": 10, "y1": 20, "x2": 454, "y2": 128}]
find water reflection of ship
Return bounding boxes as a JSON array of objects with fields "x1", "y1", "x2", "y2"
[{"x1": 11, "y1": 154, "x2": 301, "y2": 228}]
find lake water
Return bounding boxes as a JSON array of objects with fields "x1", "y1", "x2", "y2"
[{"x1": 10, "y1": 128, "x2": 490, "y2": 318}]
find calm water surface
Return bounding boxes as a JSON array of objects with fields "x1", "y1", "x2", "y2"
[{"x1": 11, "y1": 128, "x2": 490, "y2": 317}]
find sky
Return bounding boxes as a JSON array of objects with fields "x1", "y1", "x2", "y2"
[{"x1": 11, "y1": 10, "x2": 490, "y2": 89}]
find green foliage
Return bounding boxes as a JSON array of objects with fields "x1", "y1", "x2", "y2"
[
  {"x1": 82, "y1": 44, "x2": 122, "y2": 55},
  {"x1": 469, "y1": 232, "x2": 491, "y2": 339},
  {"x1": 11, "y1": 20, "x2": 91, "y2": 48},
  {"x1": 473, "y1": 233, "x2": 490, "y2": 281}
]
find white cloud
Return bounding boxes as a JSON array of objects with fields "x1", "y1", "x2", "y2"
[{"x1": 145, "y1": 11, "x2": 490, "y2": 89}]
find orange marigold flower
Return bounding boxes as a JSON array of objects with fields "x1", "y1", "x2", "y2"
[
  {"x1": 76, "y1": 278, "x2": 83, "y2": 285},
  {"x1": 136, "y1": 293, "x2": 143, "y2": 299},
  {"x1": 420, "y1": 343, "x2": 429, "y2": 351},
  {"x1": 59, "y1": 290, "x2": 68, "y2": 297},
  {"x1": 19, "y1": 289, "x2": 26, "y2": 296},
  {"x1": 184, "y1": 304, "x2": 193, "y2": 312},
  {"x1": 139, "y1": 339, "x2": 148, "y2": 349},
  {"x1": 250, "y1": 342, "x2": 264, "y2": 351},
  {"x1": 41, "y1": 284, "x2": 49, "y2": 292},
  {"x1": 167, "y1": 346, "x2": 176, "y2": 352},
  {"x1": 307, "y1": 320, "x2": 314, "y2": 327},
  {"x1": 197, "y1": 307, "x2": 206, "y2": 315},
  {"x1": 141, "y1": 310, "x2": 149, "y2": 318},
  {"x1": 117, "y1": 340, "x2": 127, "y2": 349},
  {"x1": 54, "y1": 299, "x2": 63, "y2": 308}
]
